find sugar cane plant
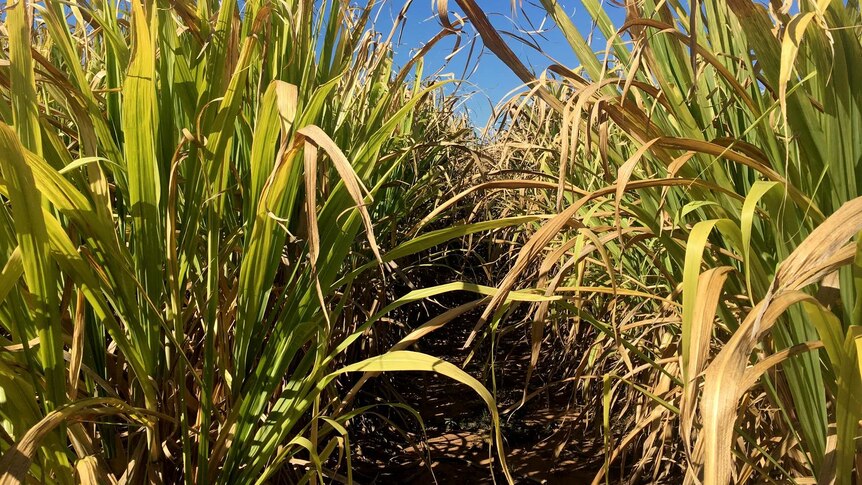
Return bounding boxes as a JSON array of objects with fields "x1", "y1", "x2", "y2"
[
  {"x1": 3, "y1": 0, "x2": 862, "y2": 483},
  {"x1": 431, "y1": 0, "x2": 862, "y2": 482},
  {"x1": 0, "y1": 0, "x2": 535, "y2": 482}
]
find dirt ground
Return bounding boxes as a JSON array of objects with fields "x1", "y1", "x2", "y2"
[{"x1": 346, "y1": 306, "x2": 609, "y2": 484}]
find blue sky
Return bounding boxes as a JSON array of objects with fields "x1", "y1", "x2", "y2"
[{"x1": 372, "y1": 1, "x2": 628, "y2": 123}]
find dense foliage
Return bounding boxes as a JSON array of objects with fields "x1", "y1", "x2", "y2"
[{"x1": 1, "y1": 0, "x2": 861, "y2": 483}]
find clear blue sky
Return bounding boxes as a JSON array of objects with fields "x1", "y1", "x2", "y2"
[{"x1": 372, "y1": 1, "x2": 628, "y2": 123}]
